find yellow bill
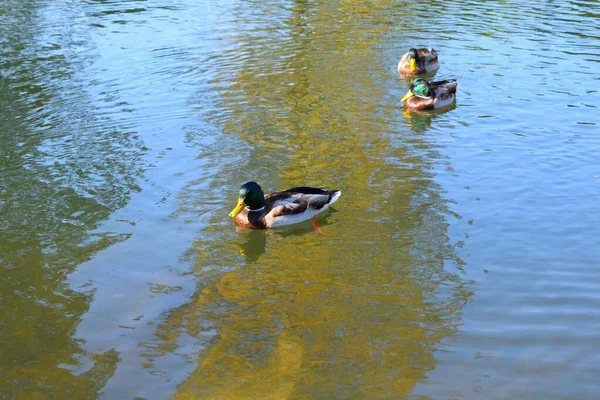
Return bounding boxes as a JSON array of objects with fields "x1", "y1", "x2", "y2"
[
  {"x1": 401, "y1": 90, "x2": 414, "y2": 102},
  {"x1": 229, "y1": 198, "x2": 246, "y2": 218},
  {"x1": 409, "y1": 58, "x2": 417, "y2": 72}
]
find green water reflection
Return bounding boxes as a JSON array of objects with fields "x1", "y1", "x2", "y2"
[{"x1": 1, "y1": 1, "x2": 144, "y2": 397}]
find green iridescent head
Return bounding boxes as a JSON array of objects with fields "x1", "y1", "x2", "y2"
[
  {"x1": 229, "y1": 181, "x2": 265, "y2": 218},
  {"x1": 407, "y1": 48, "x2": 420, "y2": 72},
  {"x1": 401, "y1": 79, "x2": 432, "y2": 102},
  {"x1": 407, "y1": 48, "x2": 419, "y2": 61}
]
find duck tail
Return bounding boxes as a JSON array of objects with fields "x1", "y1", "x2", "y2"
[{"x1": 328, "y1": 190, "x2": 341, "y2": 205}]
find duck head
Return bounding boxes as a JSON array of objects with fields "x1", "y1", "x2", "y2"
[
  {"x1": 229, "y1": 181, "x2": 266, "y2": 218},
  {"x1": 401, "y1": 78, "x2": 432, "y2": 102},
  {"x1": 407, "y1": 48, "x2": 420, "y2": 72}
]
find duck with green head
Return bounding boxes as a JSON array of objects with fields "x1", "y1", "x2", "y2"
[
  {"x1": 401, "y1": 78, "x2": 458, "y2": 111},
  {"x1": 229, "y1": 181, "x2": 341, "y2": 231},
  {"x1": 398, "y1": 48, "x2": 439, "y2": 76}
]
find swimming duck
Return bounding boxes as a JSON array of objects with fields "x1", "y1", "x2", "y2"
[
  {"x1": 229, "y1": 181, "x2": 341, "y2": 230},
  {"x1": 398, "y1": 48, "x2": 439, "y2": 75},
  {"x1": 401, "y1": 78, "x2": 458, "y2": 111}
]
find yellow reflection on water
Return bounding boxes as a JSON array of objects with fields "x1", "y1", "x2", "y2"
[
  {"x1": 171, "y1": 229, "x2": 465, "y2": 399},
  {"x1": 167, "y1": 0, "x2": 471, "y2": 398}
]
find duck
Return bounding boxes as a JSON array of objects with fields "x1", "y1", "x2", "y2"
[
  {"x1": 229, "y1": 181, "x2": 341, "y2": 231},
  {"x1": 401, "y1": 78, "x2": 458, "y2": 111},
  {"x1": 398, "y1": 48, "x2": 439, "y2": 75}
]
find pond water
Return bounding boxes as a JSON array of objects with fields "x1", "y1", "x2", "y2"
[{"x1": 1, "y1": 0, "x2": 599, "y2": 398}]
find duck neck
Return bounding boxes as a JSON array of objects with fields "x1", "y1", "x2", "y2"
[{"x1": 245, "y1": 195, "x2": 265, "y2": 210}]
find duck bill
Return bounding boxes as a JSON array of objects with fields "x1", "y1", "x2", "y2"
[
  {"x1": 401, "y1": 90, "x2": 414, "y2": 102},
  {"x1": 229, "y1": 198, "x2": 246, "y2": 218},
  {"x1": 409, "y1": 58, "x2": 417, "y2": 72}
]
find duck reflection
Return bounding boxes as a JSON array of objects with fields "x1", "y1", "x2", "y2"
[
  {"x1": 233, "y1": 227, "x2": 267, "y2": 263},
  {"x1": 401, "y1": 104, "x2": 457, "y2": 133},
  {"x1": 234, "y1": 209, "x2": 338, "y2": 263}
]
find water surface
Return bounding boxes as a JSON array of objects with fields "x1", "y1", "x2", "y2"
[{"x1": 1, "y1": 0, "x2": 599, "y2": 398}]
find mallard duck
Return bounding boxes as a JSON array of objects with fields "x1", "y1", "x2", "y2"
[
  {"x1": 401, "y1": 78, "x2": 458, "y2": 111},
  {"x1": 229, "y1": 181, "x2": 341, "y2": 230},
  {"x1": 398, "y1": 48, "x2": 439, "y2": 75}
]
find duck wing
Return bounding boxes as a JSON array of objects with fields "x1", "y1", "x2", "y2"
[
  {"x1": 265, "y1": 187, "x2": 340, "y2": 218},
  {"x1": 430, "y1": 79, "x2": 458, "y2": 95},
  {"x1": 418, "y1": 48, "x2": 438, "y2": 64}
]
